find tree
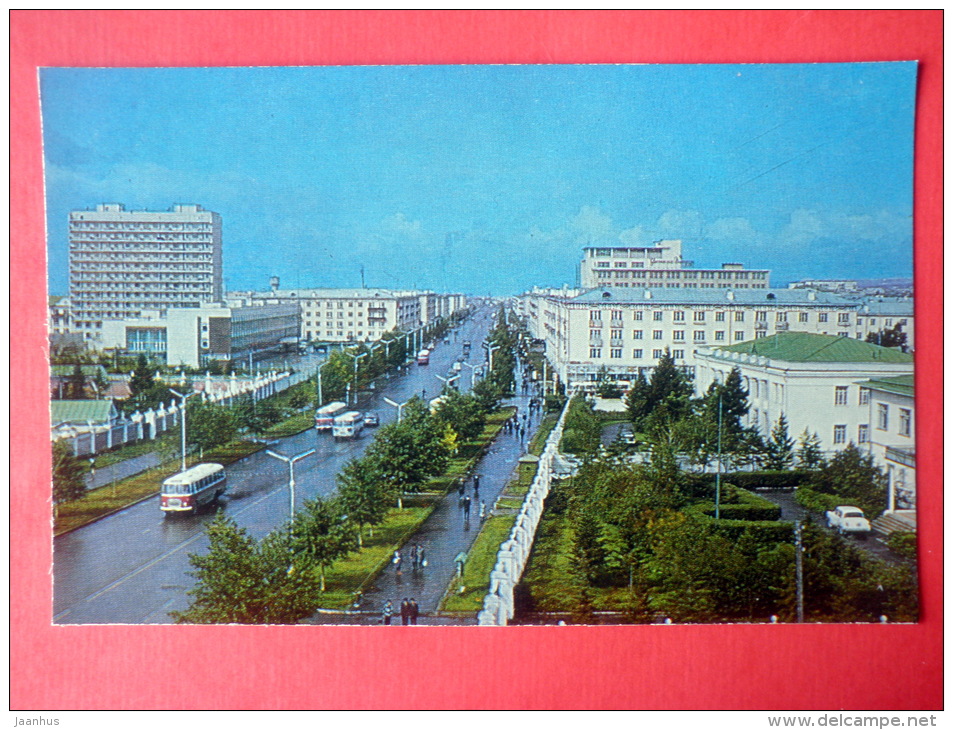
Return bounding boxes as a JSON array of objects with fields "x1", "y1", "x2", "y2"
[
  {"x1": 290, "y1": 497, "x2": 358, "y2": 592},
  {"x1": 187, "y1": 398, "x2": 238, "y2": 452},
  {"x1": 866, "y1": 323, "x2": 908, "y2": 350},
  {"x1": 625, "y1": 370, "x2": 651, "y2": 425},
  {"x1": 65, "y1": 363, "x2": 87, "y2": 400},
  {"x1": 52, "y1": 440, "x2": 87, "y2": 514},
  {"x1": 808, "y1": 443, "x2": 888, "y2": 518},
  {"x1": 763, "y1": 414, "x2": 795, "y2": 470},
  {"x1": 796, "y1": 429, "x2": 824, "y2": 470},
  {"x1": 433, "y1": 387, "x2": 486, "y2": 441},
  {"x1": 173, "y1": 512, "x2": 320, "y2": 624},
  {"x1": 128, "y1": 355, "x2": 155, "y2": 397},
  {"x1": 628, "y1": 350, "x2": 694, "y2": 430},
  {"x1": 595, "y1": 367, "x2": 623, "y2": 398},
  {"x1": 336, "y1": 457, "x2": 393, "y2": 548},
  {"x1": 471, "y1": 378, "x2": 503, "y2": 413}
]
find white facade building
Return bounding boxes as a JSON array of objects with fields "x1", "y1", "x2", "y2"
[
  {"x1": 693, "y1": 332, "x2": 913, "y2": 459},
  {"x1": 857, "y1": 374, "x2": 916, "y2": 514},
  {"x1": 234, "y1": 287, "x2": 466, "y2": 344},
  {"x1": 580, "y1": 240, "x2": 770, "y2": 290},
  {"x1": 522, "y1": 286, "x2": 900, "y2": 392},
  {"x1": 68, "y1": 204, "x2": 223, "y2": 342}
]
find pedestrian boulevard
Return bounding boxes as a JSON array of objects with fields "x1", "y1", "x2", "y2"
[{"x1": 305, "y1": 384, "x2": 545, "y2": 625}]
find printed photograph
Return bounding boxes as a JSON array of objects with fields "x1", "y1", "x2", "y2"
[{"x1": 44, "y1": 63, "x2": 917, "y2": 626}]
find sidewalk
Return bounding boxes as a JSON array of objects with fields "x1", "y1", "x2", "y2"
[
  {"x1": 85, "y1": 452, "x2": 162, "y2": 490},
  {"x1": 305, "y1": 383, "x2": 546, "y2": 626}
]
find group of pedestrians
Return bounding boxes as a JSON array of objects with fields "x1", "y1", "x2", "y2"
[
  {"x1": 392, "y1": 543, "x2": 426, "y2": 576},
  {"x1": 458, "y1": 474, "x2": 486, "y2": 526},
  {"x1": 381, "y1": 597, "x2": 420, "y2": 625}
]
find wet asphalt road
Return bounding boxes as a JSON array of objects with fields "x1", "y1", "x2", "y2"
[{"x1": 53, "y1": 310, "x2": 498, "y2": 624}]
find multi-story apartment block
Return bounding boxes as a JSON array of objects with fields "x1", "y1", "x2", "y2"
[
  {"x1": 234, "y1": 287, "x2": 466, "y2": 344},
  {"x1": 694, "y1": 332, "x2": 913, "y2": 460},
  {"x1": 522, "y1": 286, "x2": 913, "y2": 392},
  {"x1": 580, "y1": 240, "x2": 770, "y2": 290},
  {"x1": 68, "y1": 203, "x2": 223, "y2": 342},
  {"x1": 49, "y1": 296, "x2": 72, "y2": 335}
]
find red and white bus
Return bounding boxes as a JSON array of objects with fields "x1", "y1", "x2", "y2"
[
  {"x1": 332, "y1": 410, "x2": 365, "y2": 440},
  {"x1": 314, "y1": 401, "x2": 347, "y2": 431},
  {"x1": 417, "y1": 349, "x2": 430, "y2": 365},
  {"x1": 160, "y1": 463, "x2": 227, "y2": 514}
]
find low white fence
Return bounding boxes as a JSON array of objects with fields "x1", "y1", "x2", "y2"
[
  {"x1": 477, "y1": 398, "x2": 572, "y2": 626},
  {"x1": 60, "y1": 370, "x2": 299, "y2": 457}
]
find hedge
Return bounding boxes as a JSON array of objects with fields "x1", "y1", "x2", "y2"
[
  {"x1": 795, "y1": 486, "x2": 842, "y2": 515},
  {"x1": 684, "y1": 469, "x2": 812, "y2": 499},
  {"x1": 887, "y1": 531, "x2": 917, "y2": 560},
  {"x1": 686, "y1": 487, "x2": 782, "y2": 522}
]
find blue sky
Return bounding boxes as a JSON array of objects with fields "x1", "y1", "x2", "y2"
[{"x1": 41, "y1": 63, "x2": 916, "y2": 296}]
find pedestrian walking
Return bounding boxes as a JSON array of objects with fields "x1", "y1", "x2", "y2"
[
  {"x1": 400, "y1": 598, "x2": 411, "y2": 626},
  {"x1": 458, "y1": 479, "x2": 466, "y2": 497},
  {"x1": 473, "y1": 474, "x2": 480, "y2": 495},
  {"x1": 410, "y1": 544, "x2": 418, "y2": 572},
  {"x1": 463, "y1": 495, "x2": 471, "y2": 523},
  {"x1": 479, "y1": 500, "x2": 486, "y2": 523},
  {"x1": 382, "y1": 600, "x2": 394, "y2": 625},
  {"x1": 418, "y1": 545, "x2": 427, "y2": 569},
  {"x1": 393, "y1": 550, "x2": 403, "y2": 576},
  {"x1": 409, "y1": 598, "x2": 419, "y2": 625}
]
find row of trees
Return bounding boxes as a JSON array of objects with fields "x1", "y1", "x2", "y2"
[{"x1": 176, "y1": 385, "x2": 499, "y2": 623}]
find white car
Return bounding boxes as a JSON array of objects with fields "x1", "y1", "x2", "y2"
[{"x1": 825, "y1": 505, "x2": 872, "y2": 536}]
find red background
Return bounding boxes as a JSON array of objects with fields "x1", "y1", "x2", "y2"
[{"x1": 10, "y1": 10, "x2": 943, "y2": 710}]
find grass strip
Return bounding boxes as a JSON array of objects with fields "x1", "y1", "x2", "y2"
[
  {"x1": 440, "y1": 514, "x2": 518, "y2": 612},
  {"x1": 261, "y1": 412, "x2": 315, "y2": 439},
  {"x1": 88, "y1": 433, "x2": 178, "y2": 469},
  {"x1": 54, "y1": 440, "x2": 265, "y2": 536}
]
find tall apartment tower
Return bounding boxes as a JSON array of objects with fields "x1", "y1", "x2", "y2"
[{"x1": 68, "y1": 204, "x2": 223, "y2": 341}]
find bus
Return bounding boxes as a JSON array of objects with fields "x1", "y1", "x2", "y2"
[
  {"x1": 417, "y1": 349, "x2": 430, "y2": 365},
  {"x1": 315, "y1": 401, "x2": 347, "y2": 431},
  {"x1": 332, "y1": 410, "x2": 365, "y2": 440},
  {"x1": 161, "y1": 463, "x2": 226, "y2": 514}
]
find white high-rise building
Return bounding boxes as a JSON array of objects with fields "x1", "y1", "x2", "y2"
[{"x1": 68, "y1": 203, "x2": 223, "y2": 342}]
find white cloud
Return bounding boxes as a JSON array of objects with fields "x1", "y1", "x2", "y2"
[
  {"x1": 779, "y1": 208, "x2": 825, "y2": 245},
  {"x1": 569, "y1": 205, "x2": 614, "y2": 243},
  {"x1": 380, "y1": 212, "x2": 423, "y2": 237},
  {"x1": 656, "y1": 209, "x2": 703, "y2": 237},
  {"x1": 618, "y1": 225, "x2": 653, "y2": 246},
  {"x1": 706, "y1": 217, "x2": 759, "y2": 243}
]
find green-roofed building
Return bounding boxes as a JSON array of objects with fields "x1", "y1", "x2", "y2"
[
  {"x1": 50, "y1": 400, "x2": 118, "y2": 429},
  {"x1": 695, "y1": 332, "x2": 913, "y2": 513},
  {"x1": 856, "y1": 374, "x2": 916, "y2": 520}
]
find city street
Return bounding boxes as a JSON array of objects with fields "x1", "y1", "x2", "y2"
[{"x1": 53, "y1": 309, "x2": 499, "y2": 624}]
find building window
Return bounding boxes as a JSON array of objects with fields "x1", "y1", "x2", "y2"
[
  {"x1": 633, "y1": 311, "x2": 643, "y2": 321},
  {"x1": 859, "y1": 389, "x2": 870, "y2": 405},
  {"x1": 858, "y1": 424, "x2": 869, "y2": 443},
  {"x1": 899, "y1": 408, "x2": 912, "y2": 436},
  {"x1": 833, "y1": 425, "x2": 847, "y2": 444},
  {"x1": 590, "y1": 348, "x2": 602, "y2": 359},
  {"x1": 834, "y1": 386, "x2": 848, "y2": 405},
  {"x1": 610, "y1": 348, "x2": 622, "y2": 359},
  {"x1": 673, "y1": 311, "x2": 685, "y2": 322},
  {"x1": 715, "y1": 311, "x2": 725, "y2": 322},
  {"x1": 818, "y1": 313, "x2": 828, "y2": 322},
  {"x1": 653, "y1": 330, "x2": 663, "y2": 340},
  {"x1": 672, "y1": 349, "x2": 684, "y2": 360},
  {"x1": 693, "y1": 330, "x2": 706, "y2": 342},
  {"x1": 694, "y1": 311, "x2": 706, "y2": 322},
  {"x1": 776, "y1": 312, "x2": 787, "y2": 322},
  {"x1": 734, "y1": 311, "x2": 744, "y2": 322},
  {"x1": 756, "y1": 311, "x2": 767, "y2": 322},
  {"x1": 652, "y1": 349, "x2": 663, "y2": 359},
  {"x1": 734, "y1": 331, "x2": 746, "y2": 341},
  {"x1": 610, "y1": 329, "x2": 623, "y2": 340},
  {"x1": 799, "y1": 312, "x2": 809, "y2": 322},
  {"x1": 714, "y1": 331, "x2": 725, "y2": 341},
  {"x1": 632, "y1": 330, "x2": 643, "y2": 340},
  {"x1": 590, "y1": 329, "x2": 602, "y2": 340},
  {"x1": 590, "y1": 310, "x2": 602, "y2": 322},
  {"x1": 673, "y1": 330, "x2": 685, "y2": 341},
  {"x1": 653, "y1": 311, "x2": 663, "y2": 322},
  {"x1": 632, "y1": 349, "x2": 643, "y2": 359},
  {"x1": 838, "y1": 312, "x2": 850, "y2": 324},
  {"x1": 877, "y1": 403, "x2": 889, "y2": 430}
]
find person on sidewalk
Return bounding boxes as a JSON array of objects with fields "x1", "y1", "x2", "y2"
[
  {"x1": 409, "y1": 598, "x2": 419, "y2": 625},
  {"x1": 418, "y1": 545, "x2": 426, "y2": 569},
  {"x1": 410, "y1": 543, "x2": 418, "y2": 572},
  {"x1": 382, "y1": 600, "x2": 394, "y2": 625},
  {"x1": 400, "y1": 598, "x2": 411, "y2": 626},
  {"x1": 463, "y1": 495, "x2": 471, "y2": 524},
  {"x1": 393, "y1": 550, "x2": 403, "y2": 576},
  {"x1": 479, "y1": 500, "x2": 486, "y2": 523},
  {"x1": 473, "y1": 474, "x2": 480, "y2": 497}
]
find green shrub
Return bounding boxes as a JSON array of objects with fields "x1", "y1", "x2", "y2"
[
  {"x1": 795, "y1": 486, "x2": 842, "y2": 515},
  {"x1": 887, "y1": 531, "x2": 917, "y2": 560}
]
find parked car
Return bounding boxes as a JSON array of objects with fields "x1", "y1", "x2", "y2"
[
  {"x1": 825, "y1": 505, "x2": 872, "y2": 536},
  {"x1": 363, "y1": 412, "x2": 380, "y2": 427}
]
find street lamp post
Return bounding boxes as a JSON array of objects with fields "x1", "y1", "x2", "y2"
[
  {"x1": 265, "y1": 448, "x2": 316, "y2": 521},
  {"x1": 483, "y1": 342, "x2": 500, "y2": 371},
  {"x1": 168, "y1": 387, "x2": 197, "y2": 473},
  {"x1": 435, "y1": 373, "x2": 459, "y2": 391},
  {"x1": 315, "y1": 358, "x2": 331, "y2": 409},
  {"x1": 460, "y1": 361, "x2": 479, "y2": 391},
  {"x1": 383, "y1": 396, "x2": 412, "y2": 423},
  {"x1": 343, "y1": 351, "x2": 368, "y2": 407}
]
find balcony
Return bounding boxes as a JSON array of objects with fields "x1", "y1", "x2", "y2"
[
  {"x1": 776, "y1": 322, "x2": 789, "y2": 330},
  {"x1": 755, "y1": 321, "x2": 768, "y2": 329},
  {"x1": 885, "y1": 446, "x2": 915, "y2": 468}
]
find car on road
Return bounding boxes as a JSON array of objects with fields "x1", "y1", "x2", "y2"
[
  {"x1": 364, "y1": 412, "x2": 380, "y2": 427},
  {"x1": 825, "y1": 505, "x2": 872, "y2": 536}
]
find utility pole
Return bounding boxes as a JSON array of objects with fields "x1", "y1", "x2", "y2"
[
  {"x1": 715, "y1": 390, "x2": 723, "y2": 519},
  {"x1": 168, "y1": 388, "x2": 197, "y2": 473},
  {"x1": 266, "y1": 448, "x2": 316, "y2": 521},
  {"x1": 794, "y1": 520, "x2": 805, "y2": 623}
]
